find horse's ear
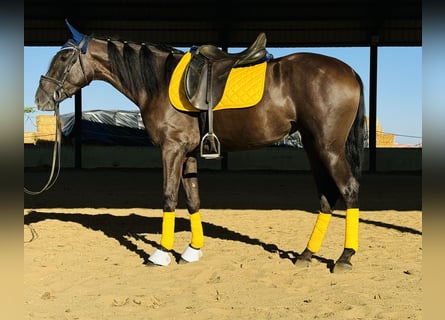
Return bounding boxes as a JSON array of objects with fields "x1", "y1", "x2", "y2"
[{"x1": 65, "y1": 19, "x2": 85, "y2": 43}]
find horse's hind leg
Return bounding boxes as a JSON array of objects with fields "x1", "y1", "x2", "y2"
[
  {"x1": 297, "y1": 135, "x2": 360, "y2": 272},
  {"x1": 321, "y1": 150, "x2": 360, "y2": 272},
  {"x1": 295, "y1": 141, "x2": 340, "y2": 268},
  {"x1": 180, "y1": 154, "x2": 204, "y2": 263}
]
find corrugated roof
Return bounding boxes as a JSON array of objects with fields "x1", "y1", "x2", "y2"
[{"x1": 24, "y1": 0, "x2": 421, "y2": 47}]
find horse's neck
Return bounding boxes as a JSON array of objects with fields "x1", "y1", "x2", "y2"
[{"x1": 87, "y1": 38, "x2": 169, "y2": 107}]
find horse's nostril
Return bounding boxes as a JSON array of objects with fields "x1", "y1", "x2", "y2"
[{"x1": 37, "y1": 99, "x2": 55, "y2": 111}]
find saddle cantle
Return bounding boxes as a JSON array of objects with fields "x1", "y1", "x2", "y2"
[{"x1": 184, "y1": 32, "x2": 268, "y2": 110}]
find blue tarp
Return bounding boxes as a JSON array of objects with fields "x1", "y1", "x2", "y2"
[
  {"x1": 60, "y1": 109, "x2": 303, "y2": 147},
  {"x1": 61, "y1": 110, "x2": 153, "y2": 146}
]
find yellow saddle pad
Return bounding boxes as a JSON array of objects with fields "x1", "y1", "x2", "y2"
[{"x1": 169, "y1": 52, "x2": 267, "y2": 112}]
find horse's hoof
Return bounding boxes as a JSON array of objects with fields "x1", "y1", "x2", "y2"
[
  {"x1": 147, "y1": 248, "x2": 171, "y2": 266},
  {"x1": 180, "y1": 245, "x2": 203, "y2": 263},
  {"x1": 146, "y1": 260, "x2": 163, "y2": 267},
  {"x1": 332, "y1": 261, "x2": 352, "y2": 273},
  {"x1": 294, "y1": 258, "x2": 311, "y2": 268}
]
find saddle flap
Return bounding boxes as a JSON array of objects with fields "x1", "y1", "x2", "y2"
[
  {"x1": 184, "y1": 54, "x2": 235, "y2": 110},
  {"x1": 184, "y1": 54, "x2": 208, "y2": 110}
]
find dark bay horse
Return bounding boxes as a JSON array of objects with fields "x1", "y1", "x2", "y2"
[{"x1": 35, "y1": 21, "x2": 365, "y2": 273}]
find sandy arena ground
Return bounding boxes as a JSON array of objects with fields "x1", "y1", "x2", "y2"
[{"x1": 24, "y1": 169, "x2": 422, "y2": 319}]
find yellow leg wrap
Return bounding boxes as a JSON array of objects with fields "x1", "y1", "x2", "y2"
[
  {"x1": 307, "y1": 212, "x2": 332, "y2": 253},
  {"x1": 190, "y1": 212, "x2": 204, "y2": 249},
  {"x1": 160, "y1": 211, "x2": 175, "y2": 250},
  {"x1": 345, "y1": 208, "x2": 359, "y2": 252}
]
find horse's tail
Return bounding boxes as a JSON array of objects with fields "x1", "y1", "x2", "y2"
[{"x1": 346, "y1": 72, "x2": 366, "y2": 180}]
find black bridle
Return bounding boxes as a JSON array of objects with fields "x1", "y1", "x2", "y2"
[{"x1": 38, "y1": 37, "x2": 90, "y2": 105}]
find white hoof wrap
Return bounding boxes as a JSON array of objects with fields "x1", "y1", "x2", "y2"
[
  {"x1": 148, "y1": 249, "x2": 171, "y2": 266},
  {"x1": 181, "y1": 246, "x2": 203, "y2": 263}
]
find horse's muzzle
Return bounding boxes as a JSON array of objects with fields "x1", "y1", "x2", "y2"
[{"x1": 35, "y1": 95, "x2": 56, "y2": 111}]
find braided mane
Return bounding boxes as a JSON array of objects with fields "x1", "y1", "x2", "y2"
[{"x1": 103, "y1": 36, "x2": 184, "y2": 97}]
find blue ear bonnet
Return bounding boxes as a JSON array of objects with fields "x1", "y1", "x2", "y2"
[{"x1": 62, "y1": 19, "x2": 91, "y2": 53}]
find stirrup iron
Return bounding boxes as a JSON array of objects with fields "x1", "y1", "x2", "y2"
[
  {"x1": 200, "y1": 132, "x2": 221, "y2": 159},
  {"x1": 200, "y1": 96, "x2": 221, "y2": 159}
]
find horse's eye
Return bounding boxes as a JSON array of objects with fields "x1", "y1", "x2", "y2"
[
  {"x1": 56, "y1": 50, "x2": 72, "y2": 62},
  {"x1": 59, "y1": 53, "x2": 70, "y2": 62}
]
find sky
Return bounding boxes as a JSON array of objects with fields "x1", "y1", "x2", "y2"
[{"x1": 24, "y1": 45, "x2": 422, "y2": 145}]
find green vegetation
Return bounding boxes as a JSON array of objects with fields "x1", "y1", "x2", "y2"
[{"x1": 24, "y1": 106, "x2": 37, "y2": 114}]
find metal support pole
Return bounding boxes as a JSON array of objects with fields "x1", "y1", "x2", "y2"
[
  {"x1": 74, "y1": 89, "x2": 82, "y2": 169},
  {"x1": 369, "y1": 37, "x2": 378, "y2": 172}
]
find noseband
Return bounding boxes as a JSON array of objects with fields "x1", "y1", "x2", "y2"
[{"x1": 39, "y1": 37, "x2": 89, "y2": 104}]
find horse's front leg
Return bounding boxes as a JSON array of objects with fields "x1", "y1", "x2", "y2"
[
  {"x1": 148, "y1": 145, "x2": 185, "y2": 266},
  {"x1": 179, "y1": 154, "x2": 204, "y2": 263}
]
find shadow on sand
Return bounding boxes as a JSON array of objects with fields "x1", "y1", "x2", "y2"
[{"x1": 24, "y1": 209, "x2": 421, "y2": 271}]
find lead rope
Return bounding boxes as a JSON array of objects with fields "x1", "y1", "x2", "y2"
[{"x1": 24, "y1": 105, "x2": 62, "y2": 195}]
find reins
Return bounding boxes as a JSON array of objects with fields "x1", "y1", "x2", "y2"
[{"x1": 24, "y1": 105, "x2": 62, "y2": 195}]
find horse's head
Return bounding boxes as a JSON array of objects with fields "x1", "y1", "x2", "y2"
[{"x1": 35, "y1": 20, "x2": 92, "y2": 111}]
